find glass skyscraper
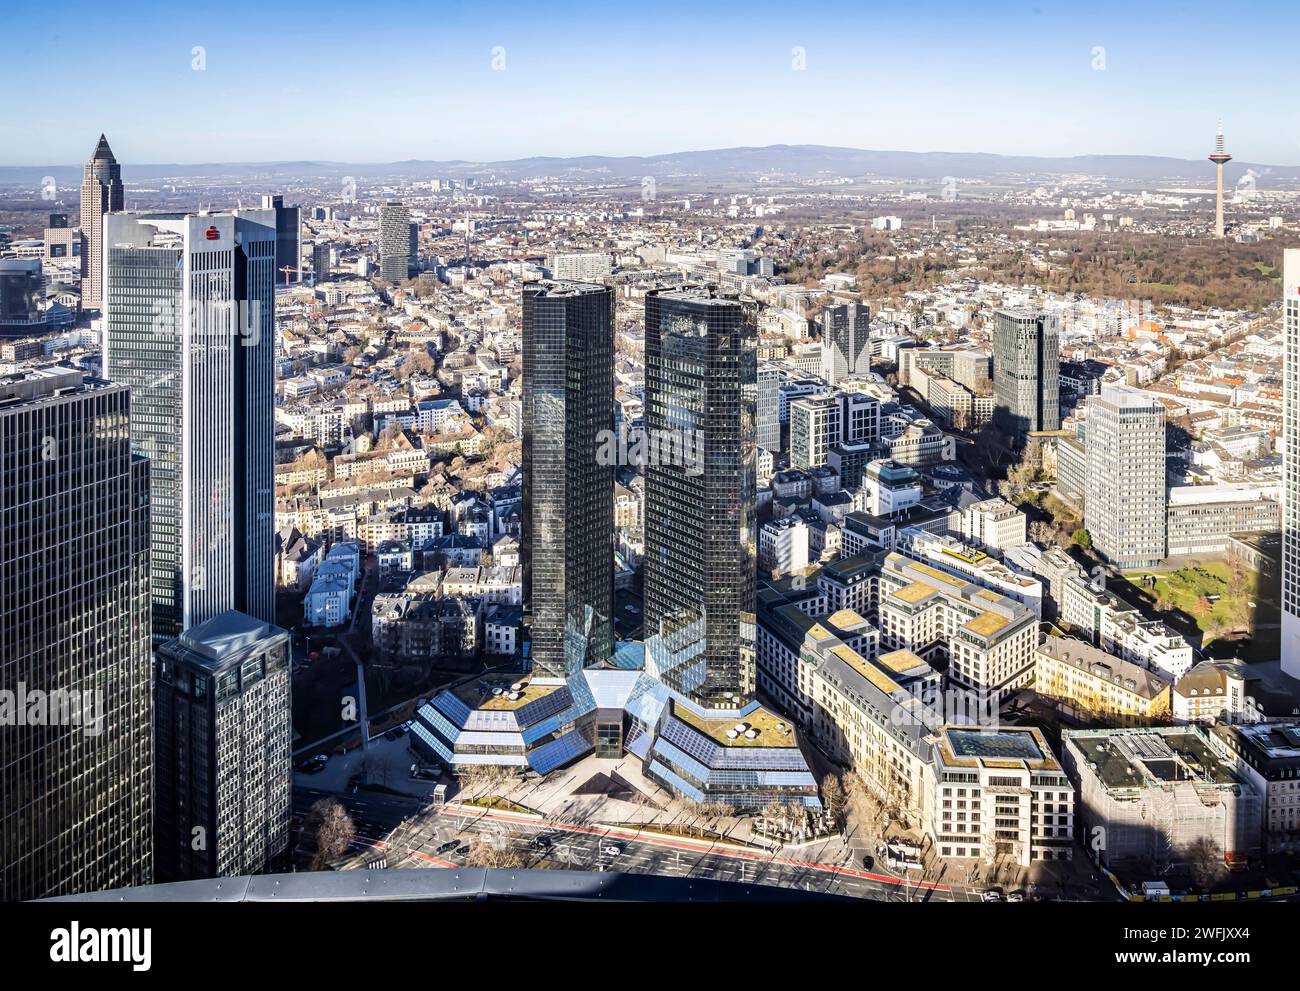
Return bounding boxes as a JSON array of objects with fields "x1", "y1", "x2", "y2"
[
  {"x1": 819, "y1": 301, "x2": 870, "y2": 385},
  {"x1": 643, "y1": 287, "x2": 758, "y2": 709},
  {"x1": 0, "y1": 367, "x2": 152, "y2": 901},
  {"x1": 103, "y1": 210, "x2": 277, "y2": 639},
  {"x1": 379, "y1": 201, "x2": 412, "y2": 283},
  {"x1": 993, "y1": 308, "x2": 1060, "y2": 442},
  {"x1": 1281, "y1": 249, "x2": 1300, "y2": 680},
  {"x1": 522, "y1": 282, "x2": 615, "y2": 678}
]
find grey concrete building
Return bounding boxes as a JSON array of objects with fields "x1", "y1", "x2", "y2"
[{"x1": 1084, "y1": 384, "x2": 1167, "y2": 569}]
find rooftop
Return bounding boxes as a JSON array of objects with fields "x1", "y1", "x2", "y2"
[{"x1": 672, "y1": 701, "x2": 799, "y2": 748}]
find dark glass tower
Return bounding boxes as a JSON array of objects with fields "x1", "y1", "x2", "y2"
[
  {"x1": 992, "y1": 308, "x2": 1060, "y2": 443},
  {"x1": 0, "y1": 367, "x2": 152, "y2": 900},
  {"x1": 819, "y1": 301, "x2": 870, "y2": 385},
  {"x1": 522, "y1": 282, "x2": 615, "y2": 678},
  {"x1": 103, "y1": 210, "x2": 277, "y2": 640},
  {"x1": 643, "y1": 287, "x2": 757, "y2": 708}
]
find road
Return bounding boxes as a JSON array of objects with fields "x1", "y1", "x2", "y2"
[{"x1": 296, "y1": 786, "x2": 956, "y2": 901}]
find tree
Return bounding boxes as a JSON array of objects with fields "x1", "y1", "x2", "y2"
[
  {"x1": 466, "y1": 830, "x2": 524, "y2": 868},
  {"x1": 821, "y1": 773, "x2": 847, "y2": 828},
  {"x1": 1029, "y1": 520, "x2": 1055, "y2": 547},
  {"x1": 304, "y1": 798, "x2": 356, "y2": 871},
  {"x1": 1186, "y1": 837, "x2": 1225, "y2": 892},
  {"x1": 1071, "y1": 528, "x2": 1092, "y2": 551}
]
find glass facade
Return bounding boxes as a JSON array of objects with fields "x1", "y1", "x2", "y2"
[
  {"x1": 992, "y1": 309, "x2": 1060, "y2": 441},
  {"x1": 104, "y1": 210, "x2": 277, "y2": 641},
  {"x1": 522, "y1": 282, "x2": 616, "y2": 677},
  {"x1": 643, "y1": 288, "x2": 757, "y2": 708},
  {"x1": 0, "y1": 371, "x2": 152, "y2": 900}
]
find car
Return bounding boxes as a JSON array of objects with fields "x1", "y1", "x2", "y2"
[
  {"x1": 861, "y1": 855, "x2": 874, "y2": 870},
  {"x1": 980, "y1": 888, "x2": 1003, "y2": 902},
  {"x1": 601, "y1": 845, "x2": 622, "y2": 857},
  {"x1": 296, "y1": 754, "x2": 329, "y2": 773},
  {"x1": 384, "y1": 727, "x2": 403, "y2": 741},
  {"x1": 410, "y1": 765, "x2": 440, "y2": 781},
  {"x1": 456, "y1": 844, "x2": 470, "y2": 855},
  {"x1": 530, "y1": 833, "x2": 554, "y2": 849},
  {"x1": 1006, "y1": 890, "x2": 1025, "y2": 903},
  {"x1": 436, "y1": 840, "x2": 458, "y2": 855}
]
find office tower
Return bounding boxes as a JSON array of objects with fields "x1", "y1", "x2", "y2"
[
  {"x1": 521, "y1": 282, "x2": 616, "y2": 677},
  {"x1": 379, "y1": 201, "x2": 411, "y2": 283},
  {"x1": 819, "y1": 302, "x2": 870, "y2": 385},
  {"x1": 0, "y1": 367, "x2": 152, "y2": 901},
  {"x1": 1084, "y1": 384, "x2": 1167, "y2": 569},
  {"x1": 103, "y1": 209, "x2": 276, "y2": 640},
  {"x1": 1283, "y1": 249, "x2": 1300, "y2": 679},
  {"x1": 790, "y1": 393, "x2": 840, "y2": 470},
  {"x1": 0, "y1": 259, "x2": 44, "y2": 338},
  {"x1": 643, "y1": 287, "x2": 757, "y2": 708},
  {"x1": 260, "y1": 194, "x2": 302, "y2": 284},
  {"x1": 1209, "y1": 121, "x2": 1232, "y2": 239},
  {"x1": 154, "y1": 610, "x2": 291, "y2": 881},
  {"x1": 757, "y1": 362, "x2": 781, "y2": 452},
  {"x1": 312, "y1": 241, "x2": 332, "y2": 282},
  {"x1": 993, "y1": 308, "x2": 1060, "y2": 442},
  {"x1": 78, "y1": 133, "x2": 123, "y2": 309},
  {"x1": 548, "y1": 252, "x2": 613, "y2": 282}
]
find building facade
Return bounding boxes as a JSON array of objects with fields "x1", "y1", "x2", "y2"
[
  {"x1": 154, "y1": 611, "x2": 292, "y2": 881},
  {"x1": 992, "y1": 309, "x2": 1059, "y2": 442},
  {"x1": 522, "y1": 282, "x2": 615, "y2": 677},
  {"x1": 643, "y1": 287, "x2": 757, "y2": 708},
  {"x1": 1084, "y1": 384, "x2": 1166, "y2": 569},
  {"x1": 0, "y1": 368, "x2": 152, "y2": 900},
  {"x1": 78, "y1": 133, "x2": 123, "y2": 309},
  {"x1": 103, "y1": 209, "x2": 278, "y2": 639}
]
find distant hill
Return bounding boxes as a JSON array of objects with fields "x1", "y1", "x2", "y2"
[{"x1": 3, "y1": 143, "x2": 1296, "y2": 188}]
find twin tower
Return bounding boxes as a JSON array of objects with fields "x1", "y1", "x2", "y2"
[{"x1": 522, "y1": 282, "x2": 758, "y2": 709}]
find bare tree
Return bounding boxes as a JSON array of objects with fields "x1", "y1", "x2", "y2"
[
  {"x1": 821, "y1": 773, "x2": 847, "y2": 828},
  {"x1": 1186, "y1": 837, "x2": 1225, "y2": 892},
  {"x1": 465, "y1": 830, "x2": 524, "y2": 868},
  {"x1": 305, "y1": 798, "x2": 356, "y2": 871}
]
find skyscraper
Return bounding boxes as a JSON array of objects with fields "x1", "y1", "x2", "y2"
[
  {"x1": 379, "y1": 201, "x2": 411, "y2": 283},
  {"x1": 1084, "y1": 384, "x2": 1167, "y2": 569},
  {"x1": 1282, "y1": 249, "x2": 1300, "y2": 679},
  {"x1": 0, "y1": 367, "x2": 152, "y2": 901},
  {"x1": 78, "y1": 133, "x2": 124, "y2": 310},
  {"x1": 819, "y1": 301, "x2": 870, "y2": 385},
  {"x1": 260, "y1": 194, "x2": 302, "y2": 284},
  {"x1": 757, "y1": 362, "x2": 781, "y2": 452},
  {"x1": 522, "y1": 282, "x2": 615, "y2": 678},
  {"x1": 154, "y1": 610, "x2": 292, "y2": 881},
  {"x1": 993, "y1": 308, "x2": 1060, "y2": 442},
  {"x1": 103, "y1": 209, "x2": 277, "y2": 640},
  {"x1": 643, "y1": 287, "x2": 758, "y2": 708}
]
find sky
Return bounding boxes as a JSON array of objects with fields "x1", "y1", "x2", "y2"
[{"x1": 4, "y1": 0, "x2": 1299, "y2": 166}]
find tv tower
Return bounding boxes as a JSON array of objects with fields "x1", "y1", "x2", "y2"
[{"x1": 1208, "y1": 120, "x2": 1232, "y2": 238}]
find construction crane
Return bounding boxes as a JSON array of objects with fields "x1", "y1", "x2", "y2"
[{"x1": 278, "y1": 265, "x2": 311, "y2": 287}]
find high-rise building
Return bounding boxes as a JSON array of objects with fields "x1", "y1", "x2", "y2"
[
  {"x1": 1084, "y1": 384, "x2": 1167, "y2": 569},
  {"x1": 0, "y1": 367, "x2": 152, "y2": 901},
  {"x1": 643, "y1": 287, "x2": 757, "y2": 708},
  {"x1": 522, "y1": 282, "x2": 615, "y2": 677},
  {"x1": 154, "y1": 610, "x2": 292, "y2": 881},
  {"x1": 379, "y1": 201, "x2": 411, "y2": 283},
  {"x1": 819, "y1": 302, "x2": 870, "y2": 385},
  {"x1": 312, "y1": 241, "x2": 332, "y2": 282},
  {"x1": 790, "y1": 393, "x2": 840, "y2": 470},
  {"x1": 0, "y1": 258, "x2": 44, "y2": 338},
  {"x1": 548, "y1": 252, "x2": 612, "y2": 282},
  {"x1": 260, "y1": 194, "x2": 302, "y2": 284},
  {"x1": 78, "y1": 133, "x2": 124, "y2": 309},
  {"x1": 993, "y1": 308, "x2": 1060, "y2": 442},
  {"x1": 103, "y1": 210, "x2": 277, "y2": 640},
  {"x1": 1282, "y1": 249, "x2": 1300, "y2": 679},
  {"x1": 757, "y1": 362, "x2": 781, "y2": 452}
]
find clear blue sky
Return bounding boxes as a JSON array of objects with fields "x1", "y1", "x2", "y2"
[{"x1": 5, "y1": 0, "x2": 1298, "y2": 165}]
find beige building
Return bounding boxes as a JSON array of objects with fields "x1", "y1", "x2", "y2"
[{"x1": 1035, "y1": 637, "x2": 1171, "y2": 725}]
